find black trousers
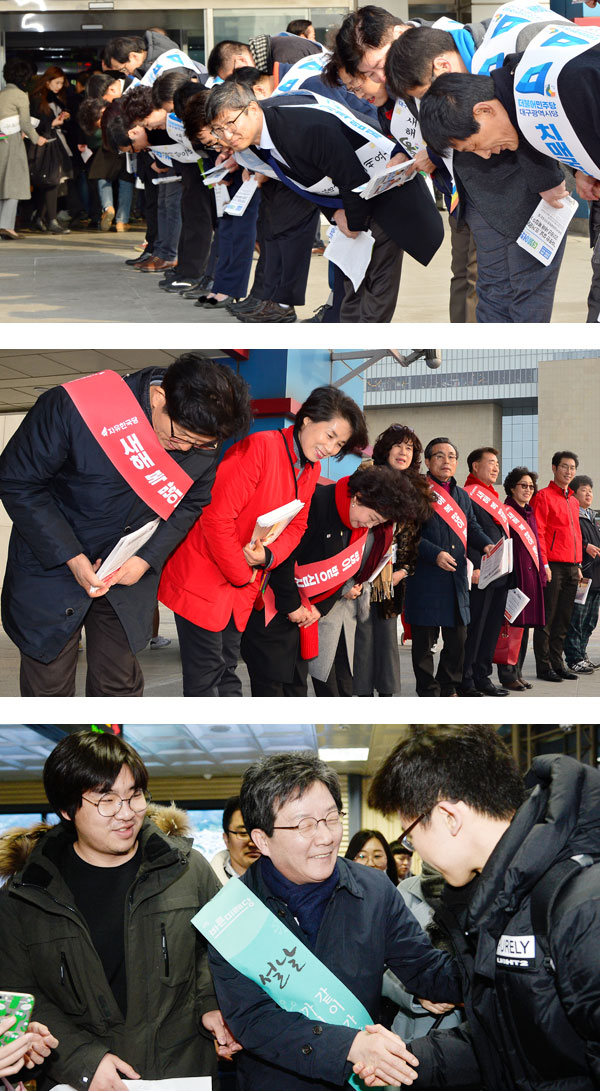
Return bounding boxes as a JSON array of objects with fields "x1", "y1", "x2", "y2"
[
  {"x1": 339, "y1": 220, "x2": 404, "y2": 323},
  {"x1": 462, "y1": 582, "x2": 508, "y2": 688},
  {"x1": 19, "y1": 596, "x2": 144, "y2": 697},
  {"x1": 411, "y1": 623, "x2": 467, "y2": 697},
  {"x1": 533, "y1": 562, "x2": 579, "y2": 673},
  {"x1": 174, "y1": 612, "x2": 242, "y2": 696},
  {"x1": 176, "y1": 161, "x2": 215, "y2": 278},
  {"x1": 312, "y1": 630, "x2": 353, "y2": 697},
  {"x1": 249, "y1": 659, "x2": 308, "y2": 697},
  {"x1": 260, "y1": 180, "x2": 319, "y2": 304}
]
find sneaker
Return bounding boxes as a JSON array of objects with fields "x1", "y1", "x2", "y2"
[
  {"x1": 302, "y1": 302, "x2": 333, "y2": 323},
  {"x1": 226, "y1": 294, "x2": 261, "y2": 315},
  {"x1": 567, "y1": 660, "x2": 595, "y2": 674},
  {"x1": 164, "y1": 277, "x2": 202, "y2": 294},
  {"x1": 100, "y1": 206, "x2": 115, "y2": 232},
  {"x1": 158, "y1": 268, "x2": 179, "y2": 288},
  {"x1": 583, "y1": 658, "x2": 600, "y2": 669},
  {"x1": 149, "y1": 635, "x2": 171, "y2": 649}
]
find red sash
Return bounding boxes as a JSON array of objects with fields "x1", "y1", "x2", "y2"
[
  {"x1": 466, "y1": 486, "x2": 540, "y2": 570},
  {"x1": 430, "y1": 487, "x2": 468, "y2": 553},
  {"x1": 294, "y1": 533, "x2": 369, "y2": 600},
  {"x1": 63, "y1": 371, "x2": 194, "y2": 520}
]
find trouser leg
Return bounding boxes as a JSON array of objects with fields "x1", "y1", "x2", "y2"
[
  {"x1": 312, "y1": 630, "x2": 353, "y2": 696},
  {"x1": 472, "y1": 585, "x2": 508, "y2": 687},
  {"x1": 19, "y1": 627, "x2": 81, "y2": 696},
  {"x1": 547, "y1": 564, "x2": 580, "y2": 669},
  {"x1": 0, "y1": 198, "x2": 19, "y2": 231},
  {"x1": 83, "y1": 596, "x2": 144, "y2": 697},
  {"x1": 176, "y1": 161, "x2": 214, "y2": 278},
  {"x1": 437, "y1": 624, "x2": 467, "y2": 693},
  {"x1": 587, "y1": 200, "x2": 600, "y2": 323},
  {"x1": 448, "y1": 214, "x2": 478, "y2": 323},
  {"x1": 175, "y1": 612, "x2": 241, "y2": 696},
  {"x1": 410, "y1": 625, "x2": 440, "y2": 696},
  {"x1": 339, "y1": 221, "x2": 403, "y2": 323}
]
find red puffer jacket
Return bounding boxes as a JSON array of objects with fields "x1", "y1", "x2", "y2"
[
  {"x1": 159, "y1": 425, "x2": 320, "y2": 632},
  {"x1": 531, "y1": 481, "x2": 582, "y2": 565}
]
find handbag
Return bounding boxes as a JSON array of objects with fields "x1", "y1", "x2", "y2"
[
  {"x1": 493, "y1": 623, "x2": 524, "y2": 666},
  {"x1": 28, "y1": 134, "x2": 73, "y2": 187}
]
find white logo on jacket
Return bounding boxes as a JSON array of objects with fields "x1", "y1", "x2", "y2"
[{"x1": 496, "y1": 933, "x2": 536, "y2": 967}]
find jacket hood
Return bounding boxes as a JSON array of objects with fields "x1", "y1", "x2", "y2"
[{"x1": 468, "y1": 753, "x2": 600, "y2": 944}]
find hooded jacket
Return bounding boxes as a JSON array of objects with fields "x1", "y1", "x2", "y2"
[
  {"x1": 0, "y1": 807, "x2": 220, "y2": 1091},
  {"x1": 410, "y1": 754, "x2": 600, "y2": 1090}
]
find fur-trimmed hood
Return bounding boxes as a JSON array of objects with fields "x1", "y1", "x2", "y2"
[{"x1": 0, "y1": 802, "x2": 192, "y2": 881}]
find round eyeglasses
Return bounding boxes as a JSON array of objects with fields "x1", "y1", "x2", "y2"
[
  {"x1": 82, "y1": 789, "x2": 151, "y2": 818},
  {"x1": 272, "y1": 810, "x2": 346, "y2": 840}
]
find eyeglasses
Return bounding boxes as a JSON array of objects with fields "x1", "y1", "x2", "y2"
[
  {"x1": 226, "y1": 828, "x2": 253, "y2": 841},
  {"x1": 429, "y1": 452, "x2": 457, "y2": 462},
  {"x1": 399, "y1": 810, "x2": 431, "y2": 852},
  {"x1": 211, "y1": 104, "x2": 250, "y2": 139},
  {"x1": 557, "y1": 463, "x2": 576, "y2": 473},
  {"x1": 169, "y1": 417, "x2": 219, "y2": 450},
  {"x1": 82, "y1": 789, "x2": 151, "y2": 818},
  {"x1": 516, "y1": 482, "x2": 535, "y2": 491},
  {"x1": 272, "y1": 809, "x2": 346, "y2": 840}
]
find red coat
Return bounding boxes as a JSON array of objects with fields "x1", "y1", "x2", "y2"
[
  {"x1": 158, "y1": 425, "x2": 320, "y2": 632},
  {"x1": 531, "y1": 481, "x2": 582, "y2": 566}
]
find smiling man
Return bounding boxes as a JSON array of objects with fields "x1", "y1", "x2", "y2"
[
  {"x1": 207, "y1": 751, "x2": 462, "y2": 1091},
  {"x1": 0, "y1": 730, "x2": 236, "y2": 1091},
  {"x1": 366, "y1": 725, "x2": 600, "y2": 1091}
]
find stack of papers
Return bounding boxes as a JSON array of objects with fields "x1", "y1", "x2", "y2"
[{"x1": 478, "y1": 537, "x2": 513, "y2": 590}]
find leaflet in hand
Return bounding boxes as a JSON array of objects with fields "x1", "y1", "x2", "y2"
[
  {"x1": 575, "y1": 577, "x2": 592, "y2": 606},
  {"x1": 478, "y1": 537, "x2": 513, "y2": 590},
  {"x1": 91, "y1": 518, "x2": 160, "y2": 590},
  {"x1": 324, "y1": 225, "x2": 375, "y2": 292},
  {"x1": 517, "y1": 193, "x2": 578, "y2": 266},
  {"x1": 250, "y1": 500, "x2": 305, "y2": 547},
  {"x1": 352, "y1": 159, "x2": 416, "y2": 200},
  {"x1": 202, "y1": 163, "x2": 231, "y2": 186},
  {"x1": 504, "y1": 587, "x2": 530, "y2": 623},
  {"x1": 224, "y1": 178, "x2": 258, "y2": 216}
]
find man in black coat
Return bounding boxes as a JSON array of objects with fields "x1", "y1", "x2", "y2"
[
  {"x1": 104, "y1": 30, "x2": 192, "y2": 78},
  {"x1": 366, "y1": 726, "x2": 600, "y2": 1091},
  {"x1": 0, "y1": 353, "x2": 251, "y2": 696},
  {"x1": 207, "y1": 34, "x2": 322, "y2": 81}
]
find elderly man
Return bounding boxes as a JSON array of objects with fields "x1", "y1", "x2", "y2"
[
  {"x1": 204, "y1": 751, "x2": 462, "y2": 1091},
  {"x1": 364, "y1": 725, "x2": 600, "y2": 1091}
]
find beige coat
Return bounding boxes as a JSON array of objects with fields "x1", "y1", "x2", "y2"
[{"x1": 0, "y1": 83, "x2": 40, "y2": 200}]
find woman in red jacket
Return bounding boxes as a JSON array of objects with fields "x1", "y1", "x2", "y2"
[{"x1": 159, "y1": 385, "x2": 368, "y2": 695}]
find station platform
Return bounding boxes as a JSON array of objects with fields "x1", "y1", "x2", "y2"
[{"x1": 0, "y1": 220, "x2": 592, "y2": 323}]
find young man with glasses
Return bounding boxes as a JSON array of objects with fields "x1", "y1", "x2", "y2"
[
  {"x1": 0, "y1": 730, "x2": 238, "y2": 1091},
  {"x1": 0, "y1": 352, "x2": 252, "y2": 697},
  {"x1": 211, "y1": 795, "x2": 261, "y2": 882},
  {"x1": 531, "y1": 450, "x2": 583, "y2": 682},
  {"x1": 207, "y1": 751, "x2": 462, "y2": 1091},
  {"x1": 364, "y1": 725, "x2": 600, "y2": 1091}
]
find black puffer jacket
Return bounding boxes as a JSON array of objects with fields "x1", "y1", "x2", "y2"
[{"x1": 410, "y1": 754, "x2": 600, "y2": 1090}]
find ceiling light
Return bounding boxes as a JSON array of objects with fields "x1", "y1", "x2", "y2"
[{"x1": 318, "y1": 748, "x2": 369, "y2": 761}]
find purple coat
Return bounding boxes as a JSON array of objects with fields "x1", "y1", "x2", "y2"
[{"x1": 506, "y1": 497, "x2": 546, "y2": 626}]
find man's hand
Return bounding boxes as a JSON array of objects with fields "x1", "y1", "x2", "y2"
[
  {"x1": 413, "y1": 148, "x2": 436, "y2": 174},
  {"x1": 202, "y1": 1009, "x2": 243, "y2": 1060},
  {"x1": 471, "y1": 568, "x2": 480, "y2": 585},
  {"x1": 287, "y1": 605, "x2": 313, "y2": 624},
  {"x1": 333, "y1": 208, "x2": 360, "y2": 239},
  {"x1": 545, "y1": 564, "x2": 552, "y2": 583},
  {"x1": 574, "y1": 171, "x2": 600, "y2": 201},
  {"x1": 23, "y1": 1021, "x2": 59, "y2": 1067},
  {"x1": 216, "y1": 152, "x2": 236, "y2": 170},
  {"x1": 539, "y1": 180, "x2": 568, "y2": 208},
  {"x1": 387, "y1": 151, "x2": 417, "y2": 178},
  {"x1": 586, "y1": 542, "x2": 600, "y2": 558},
  {"x1": 150, "y1": 162, "x2": 171, "y2": 173},
  {"x1": 482, "y1": 544, "x2": 495, "y2": 557},
  {"x1": 348, "y1": 1024, "x2": 419, "y2": 1087},
  {"x1": 392, "y1": 569, "x2": 408, "y2": 586},
  {"x1": 436, "y1": 550, "x2": 457, "y2": 571},
  {"x1": 89, "y1": 1053, "x2": 140, "y2": 1091},
  {"x1": 343, "y1": 583, "x2": 363, "y2": 600},
  {"x1": 243, "y1": 540, "x2": 267, "y2": 566},
  {"x1": 107, "y1": 556, "x2": 150, "y2": 587},
  {"x1": 416, "y1": 998, "x2": 455, "y2": 1015},
  {"x1": 67, "y1": 553, "x2": 109, "y2": 597}
]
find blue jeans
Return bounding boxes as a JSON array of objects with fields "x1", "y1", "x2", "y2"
[
  {"x1": 154, "y1": 179, "x2": 182, "y2": 262},
  {"x1": 464, "y1": 201, "x2": 567, "y2": 323},
  {"x1": 97, "y1": 177, "x2": 134, "y2": 224}
]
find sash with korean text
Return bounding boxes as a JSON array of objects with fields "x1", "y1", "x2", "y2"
[
  {"x1": 63, "y1": 371, "x2": 193, "y2": 519},
  {"x1": 430, "y1": 487, "x2": 468, "y2": 552},
  {"x1": 471, "y1": 2, "x2": 569, "y2": 75},
  {"x1": 294, "y1": 533, "x2": 369, "y2": 600},
  {"x1": 192, "y1": 877, "x2": 370, "y2": 1090},
  {"x1": 466, "y1": 485, "x2": 540, "y2": 568},
  {"x1": 513, "y1": 23, "x2": 600, "y2": 177}
]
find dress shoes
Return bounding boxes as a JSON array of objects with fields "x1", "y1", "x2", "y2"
[
  {"x1": 456, "y1": 686, "x2": 483, "y2": 697},
  {"x1": 476, "y1": 681, "x2": 509, "y2": 696},
  {"x1": 136, "y1": 257, "x2": 176, "y2": 273},
  {"x1": 0, "y1": 227, "x2": 20, "y2": 240},
  {"x1": 226, "y1": 294, "x2": 261, "y2": 315},
  {"x1": 536, "y1": 669, "x2": 563, "y2": 682},
  {"x1": 520, "y1": 679, "x2": 533, "y2": 689},
  {"x1": 504, "y1": 680, "x2": 526, "y2": 691},
  {"x1": 48, "y1": 219, "x2": 70, "y2": 234},
  {"x1": 125, "y1": 250, "x2": 151, "y2": 266},
  {"x1": 237, "y1": 299, "x2": 297, "y2": 323},
  {"x1": 554, "y1": 665, "x2": 579, "y2": 680}
]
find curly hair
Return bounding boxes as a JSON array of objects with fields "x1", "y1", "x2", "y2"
[
  {"x1": 347, "y1": 464, "x2": 427, "y2": 525},
  {"x1": 121, "y1": 85, "x2": 154, "y2": 128},
  {"x1": 372, "y1": 423, "x2": 422, "y2": 471},
  {"x1": 503, "y1": 466, "x2": 538, "y2": 498}
]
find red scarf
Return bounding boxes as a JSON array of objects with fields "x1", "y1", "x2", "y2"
[
  {"x1": 335, "y1": 477, "x2": 394, "y2": 584},
  {"x1": 464, "y1": 472, "x2": 504, "y2": 527}
]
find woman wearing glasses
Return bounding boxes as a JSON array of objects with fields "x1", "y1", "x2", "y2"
[{"x1": 497, "y1": 466, "x2": 547, "y2": 691}]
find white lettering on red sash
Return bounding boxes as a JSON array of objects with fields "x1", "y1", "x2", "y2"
[
  {"x1": 430, "y1": 489, "x2": 468, "y2": 552},
  {"x1": 467, "y1": 485, "x2": 539, "y2": 569},
  {"x1": 294, "y1": 534, "x2": 368, "y2": 598}
]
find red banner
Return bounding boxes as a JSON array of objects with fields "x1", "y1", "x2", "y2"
[
  {"x1": 294, "y1": 533, "x2": 369, "y2": 600},
  {"x1": 430, "y1": 488, "x2": 468, "y2": 553},
  {"x1": 63, "y1": 371, "x2": 194, "y2": 520},
  {"x1": 466, "y1": 485, "x2": 540, "y2": 570}
]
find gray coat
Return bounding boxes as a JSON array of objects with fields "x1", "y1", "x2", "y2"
[{"x1": 0, "y1": 83, "x2": 40, "y2": 200}]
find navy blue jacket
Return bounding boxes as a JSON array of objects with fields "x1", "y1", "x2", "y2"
[
  {"x1": 404, "y1": 475, "x2": 492, "y2": 627},
  {"x1": 0, "y1": 368, "x2": 218, "y2": 661},
  {"x1": 209, "y1": 857, "x2": 462, "y2": 1091}
]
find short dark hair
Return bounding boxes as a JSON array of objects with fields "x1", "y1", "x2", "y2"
[
  {"x1": 372, "y1": 423, "x2": 423, "y2": 472},
  {"x1": 43, "y1": 730, "x2": 149, "y2": 822},
  {"x1": 367, "y1": 725, "x2": 526, "y2": 822},
  {"x1": 424, "y1": 436, "x2": 458, "y2": 460},
  {"x1": 161, "y1": 353, "x2": 253, "y2": 441},
  {"x1": 78, "y1": 97, "x2": 105, "y2": 136},
  {"x1": 385, "y1": 27, "x2": 457, "y2": 99},
  {"x1": 388, "y1": 839, "x2": 412, "y2": 856},
  {"x1": 287, "y1": 19, "x2": 313, "y2": 36},
  {"x1": 207, "y1": 40, "x2": 251, "y2": 78},
  {"x1": 347, "y1": 464, "x2": 426, "y2": 524},
  {"x1": 345, "y1": 828, "x2": 398, "y2": 884},
  {"x1": 85, "y1": 71, "x2": 121, "y2": 99},
  {"x1": 121, "y1": 85, "x2": 154, "y2": 127},
  {"x1": 420, "y1": 71, "x2": 497, "y2": 156},
  {"x1": 226, "y1": 65, "x2": 264, "y2": 91},
  {"x1": 296, "y1": 385, "x2": 368, "y2": 459},
  {"x1": 335, "y1": 6, "x2": 404, "y2": 76},
  {"x1": 552, "y1": 450, "x2": 579, "y2": 469},
  {"x1": 102, "y1": 102, "x2": 131, "y2": 152},
  {"x1": 240, "y1": 752, "x2": 343, "y2": 836},
  {"x1": 152, "y1": 67, "x2": 198, "y2": 109},
  {"x1": 3, "y1": 58, "x2": 35, "y2": 90},
  {"x1": 222, "y1": 795, "x2": 242, "y2": 833},
  {"x1": 503, "y1": 465, "x2": 538, "y2": 497},
  {"x1": 571, "y1": 474, "x2": 593, "y2": 492},
  {"x1": 105, "y1": 35, "x2": 146, "y2": 66},
  {"x1": 182, "y1": 89, "x2": 212, "y2": 144},
  {"x1": 467, "y1": 446, "x2": 499, "y2": 473},
  {"x1": 321, "y1": 51, "x2": 342, "y2": 87}
]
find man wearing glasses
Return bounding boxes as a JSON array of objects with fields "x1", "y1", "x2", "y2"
[
  {"x1": 211, "y1": 795, "x2": 261, "y2": 883},
  {"x1": 0, "y1": 353, "x2": 252, "y2": 696},
  {"x1": 531, "y1": 450, "x2": 583, "y2": 682},
  {"x1": 0, "y1": 730, "x2": 238, "y2": 1091},
  {"x1": 208, "y1": 751, "x2": 462, "y2": 1091}
]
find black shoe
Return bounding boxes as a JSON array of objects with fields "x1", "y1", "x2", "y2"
[
  {"x1": 164, "y1": 277, "x2": 202, "y2": 294},
  {"x1": 476, "y1": 681, "x2": 509, "y2": 696},
  {"x1": 48, "y1": 218, "x2": 70, "y2": 235},
  {"x1": 158, "y1": 269, "x2": 179, "y2": 288},
  {"x1": 181, "y1": 278, "x2": 215, "y2": 300},
  {"x1": 566, "y1": 660, "x2": 594, "y2": 674},
  {"x1": 226, "y1": 294, "x2": 261, "y2": 315},
  {"x1": 456, "y1": 686, "x2": 484, "y2": 697},
  {"x1": 238, "y1": 299, "x2": 297, "y2": 323},
  {"x1": 125, "y1": 251, "x2": 152, "y2": 266},
  {"x1": 302, "y1": 302, "x2": 333, "y2": 323},
  {"x1": 31, "y1": 215, "x2": 48, "y2": 232},
  {"x1": 554, "y1": 666, "x2": 578, "y2": 680},
  {"x1": 536, "y1": 669, "x2": 563, "y2": 682}
]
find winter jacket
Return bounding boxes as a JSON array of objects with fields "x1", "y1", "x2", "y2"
[
  {"x1": 410, "y1": 754, "x2": 600, "y2": 1091},
  {"x1": 136, "y1": 30, "x2": 181, "y2": 75},
  {"x1": 0, "y1": 368, "x2": 218, "y2": 661},
  {"x1": 531, "y1": 480, "x2": 582, "y2": 566},
  {"x1": 208, "y1": 856, "x2": 463, "y2": 1091},
  {"x1": 579, "y1": 510, "x2": 600, "y2": 589},
  {"x1": 504, "y1": 497, "x2": 546, "y2": 626},
  {"x1": 0, "y1": 83, "x2": 41, "y2": 201},
  {"x1": 159, "y1": 425, "x2": 321, "y2": 632},
  {"x1": 404, "y1": 475, "x2": 493, "y2": 627},
  {"x1": 0, "y1": 809, "x2": 221, "y2": 1091}
]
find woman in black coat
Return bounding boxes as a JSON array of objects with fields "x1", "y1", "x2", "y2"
[{"x1": 29, "y1": 66, "x2": 72, "y2": 233}]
